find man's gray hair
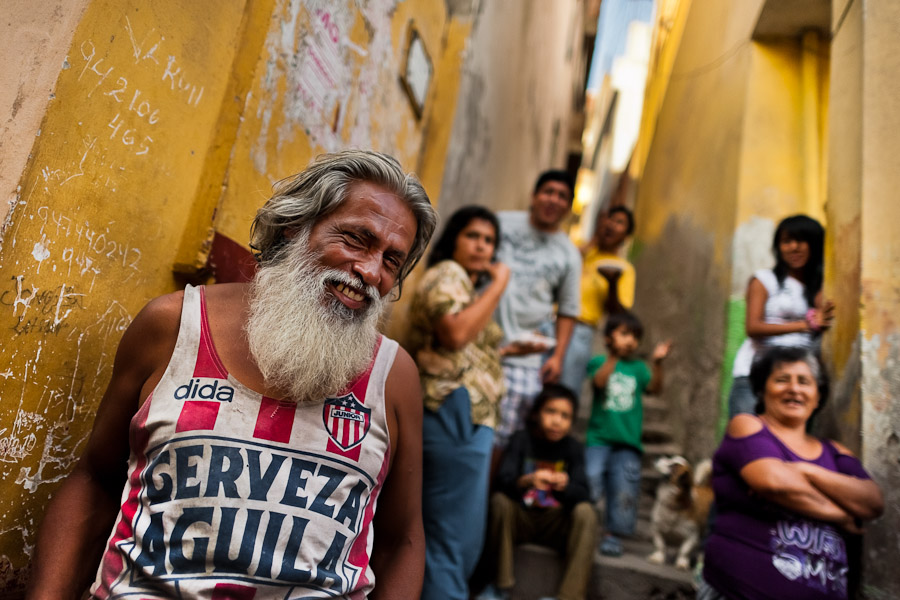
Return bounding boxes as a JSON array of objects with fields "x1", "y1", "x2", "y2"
[{"x1": 250, "y1": 149, "x2": 437, "y2": 291}]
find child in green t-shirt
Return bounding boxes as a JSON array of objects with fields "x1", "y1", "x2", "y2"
[{"x1": 585, "y1": 311, "x2": 670, "y2": 556}]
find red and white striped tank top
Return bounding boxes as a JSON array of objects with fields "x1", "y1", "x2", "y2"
[{"x1": 91, "y1": 284, "x2": 396, "y2": 599}]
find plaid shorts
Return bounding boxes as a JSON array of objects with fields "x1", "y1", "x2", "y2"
[{"x1": 494, "y1": 364, "x2": 543, "y2": 447}]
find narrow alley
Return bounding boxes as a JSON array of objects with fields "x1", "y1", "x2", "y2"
[{"x1": 1, "y1": 1, "x2": 897, "y2": 599}]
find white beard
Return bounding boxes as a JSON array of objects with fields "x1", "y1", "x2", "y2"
[{"x1": 245, "y1": 233, "x2": 387, "y2": 403}]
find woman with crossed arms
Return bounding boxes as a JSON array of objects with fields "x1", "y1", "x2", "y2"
[{"x1": 700, "y1": 346, "x2": 883, "y2": 600}]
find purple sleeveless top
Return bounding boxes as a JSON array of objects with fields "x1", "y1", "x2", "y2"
[{"x1": 703, "y1": 421, "x2": 870, "y2": 600}]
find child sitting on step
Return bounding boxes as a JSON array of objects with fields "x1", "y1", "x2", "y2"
[{"x1": 476, "y1": 384, "x2": 596, "y2": 600}]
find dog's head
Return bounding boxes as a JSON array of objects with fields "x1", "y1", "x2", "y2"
[{"x1": 655, "y1": 455, "x2": 694, "y2": 494}]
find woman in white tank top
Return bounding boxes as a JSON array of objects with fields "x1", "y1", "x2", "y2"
[{"x1": 729, "y1": 215, "x2": 834, "y2": 417}]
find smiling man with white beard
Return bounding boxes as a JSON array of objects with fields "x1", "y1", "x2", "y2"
[
  {"x1": 28, "y1": 150, "x2": 437, "y2": 600},
  {"x1": 246, "y1": 228, "x2": 389, "y2": 405}
]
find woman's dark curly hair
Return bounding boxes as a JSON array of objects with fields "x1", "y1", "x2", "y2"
[{"x1": 749, "y1": 346, "x2": 829, "y2": 417}]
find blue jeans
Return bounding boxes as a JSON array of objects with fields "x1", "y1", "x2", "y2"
[
  {"x1": 421, "y1": 387, "x2": 494, "y2": 600},
  {"x1": 585, "y1": 444, "x2": 641, "y2": 536},
  {"x1": 559, "y1": 321, "x2": 596, "y2": 397}
]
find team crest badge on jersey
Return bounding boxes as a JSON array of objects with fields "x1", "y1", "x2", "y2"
[{"x1": 323, "y1": 393, "x2": 371, "y2": 451}]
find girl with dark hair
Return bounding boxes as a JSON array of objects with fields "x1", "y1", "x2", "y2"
[
  {"x1": 407, "y1": 205, "x2": 510, "y2": 600},
  {"x1": 700, "y1": 346, "x2": 883, "y2": 600},
  {"x1": 728, "y1": 215, "x2": 834, "y2": 417}
]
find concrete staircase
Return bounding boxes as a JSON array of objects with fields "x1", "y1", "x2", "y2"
[
  {"x1": 504, "y1": 395, "x2": 697, "y2": 599},
  {"x1": 509, "y1": 539, "x2": 695, "y2": 600}
]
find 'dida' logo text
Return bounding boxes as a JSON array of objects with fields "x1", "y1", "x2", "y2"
[{"x1": 174, "y1": 378, "x2": 235, "y2": 402}]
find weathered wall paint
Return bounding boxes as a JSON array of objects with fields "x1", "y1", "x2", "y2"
[
  {"x1": 825, "y1": 0, "x2": 900, "y2": 595},
  {"x1": 634, "y1": 0, "x2": 899, "y2": 594},
  {"x1": 0, "y1": 1, "x2": 588, "y2": 592},
  {"x1": 822, "y1": 0, "x2": 862, "y2": 439},
  {"x1": 211, "y1": 0, "x2": 465, "y2": 250},
  {"x1": 630, "y1": 0, "x2": 763, "y2": 462},
  {"x1": 171, "y1": 0, "x2": 278, "y2": 274},
  {"x1": 0, "y1": 0, "x2": 91, "y2": 228},
  {"x1": 438, "y1": 0, "x2": 584, "y2": 220},
  {"x1": 0, "y1": 2, "x2": 253, "y2": 589},
  {"x1": 634, "y1": 0, "x2": 838, "y2": 461},
  {"x1": 0, "y1": 0, "x2": 477, "y2": 592}
]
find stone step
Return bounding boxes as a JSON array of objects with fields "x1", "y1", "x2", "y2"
[
  {"x1": 507, "y1": 538, "x2": 696, "y2": 600},
  {"x1": 642, "y1": 441, "x2": 683, "y2": 460},
  {"x1": 642, "y1": 420, "x2": 675, "y2": 444},
  {"x1": 594, "y1": 537, "x2": 697, "y2": 600},
  {"x1": 642, "y1": 397, "x2": 669, "y2": 422},
  {"x1": 640, "y1": 470, "x2": 663, "y2": 497}
]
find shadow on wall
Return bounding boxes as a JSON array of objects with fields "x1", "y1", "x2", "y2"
[
  {"x1": 631, "y1": 215, "x2": 727, "y2": 459},
  {"x1": 814, "y1": 338, "x2": 861, "y2": 453}
]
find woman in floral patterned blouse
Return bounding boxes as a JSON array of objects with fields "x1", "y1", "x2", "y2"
[{"x1": 409, "y1": 205, "x2": 511, "y2": 600}]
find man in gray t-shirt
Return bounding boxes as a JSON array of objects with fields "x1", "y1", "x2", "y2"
[{"x1": 493, "y1": 170, "x2": 582, "y2": 445}]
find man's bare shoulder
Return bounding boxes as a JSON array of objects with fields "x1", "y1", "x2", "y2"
[
  {"x1": 385, "y1": 345, "x2": 420, "y2": 397},
  {"x1": 198, "y1": 282, "x2": 251, "y2": 323},
  {"x1": 384, "y1": 344, "x2": 423, "y2": 419},
  {"x1": 115, "y1": 291, "x2": 185, "y2": 376},
  {"x1": 202, "y1": 281, "x2": 251, "y2": 302},
  {"x1": 92, "y1": 291, "x2": 186, "y2": 418},
  {"x1": 129, "y1": 290, "x2": 184, "y2": 340}
]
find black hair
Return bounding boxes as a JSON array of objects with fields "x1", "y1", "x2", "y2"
[
  {"x1": 603, "y1": 310, "x2": 644, "y2": 340},
  {"x1": 527, "y1": 383, "x2": 578, "y2": 435},
  {"x1": 772, "y1": 215, "x2": 824, "y2": 307},
  {"x1": 427, "y1": 205, "x2": 501, "y2": 268},
  {"x1": 607, "y1": 205, "x2": 635, "y2": 236},
  {"x1": 748, "y1": 346, "x2": 829, "y2": 416},
  {"x1": 533, "y1": 169, "x2": 575, "y2": 203}
]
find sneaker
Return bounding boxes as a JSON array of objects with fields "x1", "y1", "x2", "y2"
[
  {"x1": 474, "y1": 583, "x2": 510, "y2": 600},
  {"x1": 600, "y1": 534, "x2": 623, "y2": 557},
  {"x1": 692, "y1": 554, "x2": 705, "y2": 590}
]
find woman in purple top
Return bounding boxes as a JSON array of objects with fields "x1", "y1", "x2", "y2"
[{"x1": 700, "y1": 346, "x2": 884, "y2": 600}]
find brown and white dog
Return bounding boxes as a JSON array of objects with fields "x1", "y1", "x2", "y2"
[{"x1": 647, "y1": 456, "x2": 714, "y2": 570}]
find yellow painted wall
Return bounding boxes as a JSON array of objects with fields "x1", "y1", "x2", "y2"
[
  {"x1": 827, "y1": 0, "x2": 900, "y2": 594},
  {"x1": 633, "y1": 0, "x2": 899, "y2": 591},
  {"x1": 0, "y1": 0, "x2": 91, "y2": 226},
  {"x1": 631, "y1": 0, "x2": 691, "y2": 180},
  {"x1": 629, "y1": 0, "x2": 764, "y2": 461},
  {"x1": 211, "y1": 0, "x2": 467, "y2": 262},
  {"x1": 630, "y1": 0, "x2": 831, "y2": 456},
  {"x1": 0, "y1": 0, "x2": 472, "y2": 591},
  {"x1": 735, "y1": 42, "x2": 805, "y2": 224},
  {"x1": 824, "y1": 0, "x2": 863, "y2": 403},
  {"x1": 0, "y1": 2, "x2": 252, "y2": 588}
]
